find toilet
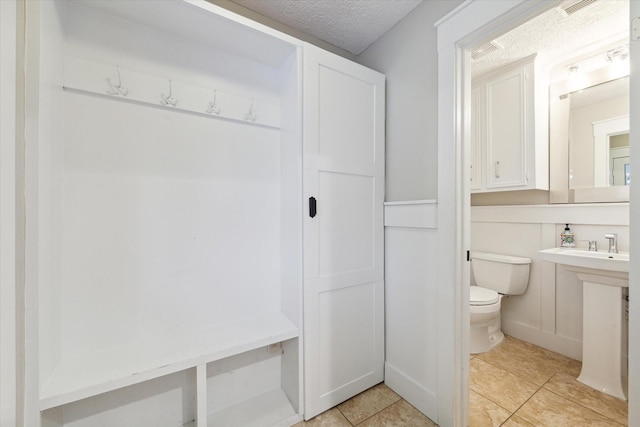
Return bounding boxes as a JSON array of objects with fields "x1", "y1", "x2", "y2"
[{"x1": 470, "y1": 251, "x2": 531, "y2": 354}]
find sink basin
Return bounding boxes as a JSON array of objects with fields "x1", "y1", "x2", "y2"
[
  {"x1": 539, "y1": 246, "x2": 629, "y2": 400},
  {"x1": 539, "y1": 247, "x2": 628, "y2": 272}
]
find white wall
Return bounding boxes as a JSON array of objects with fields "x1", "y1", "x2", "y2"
[
  {"x1": 357, "y1": 1, "x2": 463, "y2": 202},
  {"x1": 471, "y1": 204, "x2": 629, "y2": 362}
]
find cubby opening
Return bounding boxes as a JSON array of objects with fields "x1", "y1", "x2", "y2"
[
  {"x1": 41, "y1": 370, "x2": 197, "y2": 427},
  {"x1": 205, "y1": 340, "x2": 299, "y2": 427}
]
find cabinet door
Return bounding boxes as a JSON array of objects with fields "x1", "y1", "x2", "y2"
[
  {"x1": 485, "y1": 67, "x2": 528, "y2": 189},
  {"x1": 470, "y1": 86, "x2": 483, "y2": 191},
  {"x1": 303, "y1": 45, "x2": 385, "y2": 420}
]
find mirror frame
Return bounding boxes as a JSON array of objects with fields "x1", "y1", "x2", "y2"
[{"x1": 550, "y1": 64, "x2": 630, "y2": 203}]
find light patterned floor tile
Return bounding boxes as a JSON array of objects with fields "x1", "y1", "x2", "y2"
[
  {"x1": 544, "y1": 372, "x2": 628, "y2": 425},
  {"x1": 357, "y1": 400, "x2": 437, "y2": 427},
  {"x1": 476, "y1": 336, "x2": 581, "y2": 386},
  {"x1": 337, "y1": 383, "x2": 401, "y2": 425},
  {"x1": 501, "y1": 415, "x2": 536, "y2": 427},
  {"x1": 469, "y1": 390, "x2": 511, "y2": 427},
  {"x1": 515, "y1": 388, "x2": 625, "y2": 426},
  {"x1": 293, "y1": 408, "x2": 352, "y2": 427},
  {"x1": 470, "y1": 358, "x2": 539, "y2": 412}
]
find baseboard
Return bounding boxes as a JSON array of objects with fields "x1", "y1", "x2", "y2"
[
  {"x1": 502, "y1": 319, "x2": 582, "y2": 361},
  {"x1": 384, "y1": 362, "x2": 437, "y2": 422}
]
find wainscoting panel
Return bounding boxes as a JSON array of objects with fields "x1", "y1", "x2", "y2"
[{"x1": 471, "y1": 203, "x2": 629, "y2": 361}]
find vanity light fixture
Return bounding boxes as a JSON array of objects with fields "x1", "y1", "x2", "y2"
[
  {"x1": 606, "y1": 45, "x2": 629, "y2": 63},
  {"x1": 606, "y1": 45, "x2": 630, "y2": 76}
]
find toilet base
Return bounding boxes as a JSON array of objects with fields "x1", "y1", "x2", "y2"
[
  {"x1": 470, "y1": 326, "x2": 503, "y2": 354},
  {"x1": 469, "y1": 304, "x2": 503, "y2": 354}
]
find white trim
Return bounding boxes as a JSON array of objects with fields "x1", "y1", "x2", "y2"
[
  {"x1": 384, "y1": 362, "x2": 438, "y2": 420},
  {"x1": 436, "y1": 1, "x2": 563, "y2": 426},
  {"x1": 628, "y1": 0, "x2": 640, "y2": 422},
  {"x1": 0, "y1": 1, "x2": 18, "y2": 425},
  {"x1": 383, "y1": 199, "x2": 437, "y2": 206},
  {"x1": 384, "y1": 202, "x2": 437, "y2": 229},
  {"x1": 471, "y1": 203, "x2": 629, "y2": 226},
  {"x1": 501, "y1": 320, "x2": 583, "y2": 360}
]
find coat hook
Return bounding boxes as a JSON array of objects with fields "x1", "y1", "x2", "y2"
[
  {"x1": 160, "y1": 80, "x2": 177, "y2": 107},
  {"x1": 107, "y1": 65, "x2": 128, "y2": 96},
  {"x1": 244, "y1": 99, "x2": 257, "y2": 122},
  {"x1": 206, "y1": 90, "x2": 221, "y2": 115}
]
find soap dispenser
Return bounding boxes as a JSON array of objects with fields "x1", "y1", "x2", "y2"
[{"x1": 560, "y1": 224, "x2": 575, "y2": 248}]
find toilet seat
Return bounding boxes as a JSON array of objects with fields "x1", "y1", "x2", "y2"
[{"x1": 470, "y1": 286, "x2": 499, "y2": 306}]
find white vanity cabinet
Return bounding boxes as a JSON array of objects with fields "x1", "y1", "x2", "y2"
[
  {"x1": 24, "y1": 1, "x2": 384, "y2": 426},
  {"x1": 471, "y1": 55, "x2": 549, "y2": 193}
]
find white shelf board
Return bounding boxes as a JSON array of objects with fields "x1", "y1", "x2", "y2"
[
  {"x1": 207, "y1": 388, "x2": 300, "y2": 427},
  {"x1": 40, "y1": 312, "x2": 298, "y2": 410}
]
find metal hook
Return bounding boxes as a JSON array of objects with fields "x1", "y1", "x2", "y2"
[
  {"x1": 244, "y1": 99, "x2": 257, "y2": 122},
  {"x1": 107, "y1": 65, "x2": 128, "y2": 96},
  {"x1": 160, "y1": 80, "x2": 177, "y2": 107},
  {"x1": 206, "y1": 90, "x2": 221, "y2": 115}
]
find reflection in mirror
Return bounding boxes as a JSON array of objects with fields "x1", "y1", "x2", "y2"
[
  {"x1": 610, "y1": 133, "x2": 630, "y2": 186},
  {"x1": 568, "y1": 76, "x2": 629, "y2": 189}
]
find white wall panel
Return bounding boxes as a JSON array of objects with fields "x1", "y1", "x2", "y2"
[
  {"x1": 384, "y1": 226, "x2": 438, "y2": 417},
  {"x1": 471, "y1": 205, "x2": 630, "y2": 360}
]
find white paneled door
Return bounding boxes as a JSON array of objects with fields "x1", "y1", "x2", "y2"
[{"x1": 302, "y1": 45, "x2": 385, "y2": 420}]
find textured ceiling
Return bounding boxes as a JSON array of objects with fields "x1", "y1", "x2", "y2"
[
  {"x1": 472, "y1": 0, "x2": 628, "y2": 78},
  {"x1": 229, "y1": 0, "x2": 422, "y2": 55}
]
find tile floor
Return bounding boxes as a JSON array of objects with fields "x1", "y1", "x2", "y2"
[
  {"x1": 296, "y1": 335, "x2": 628, "y2": 427},
  {"x1": 292, "y1": 383, "x2": 436, "y2": 427},
  {"x1": 469, "y1": 335, "x2": 628, "y2": 426}
]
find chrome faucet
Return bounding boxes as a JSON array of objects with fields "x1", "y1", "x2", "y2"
[{"x1": 604, "y1": 233, "x2": 618, "y2": 253}]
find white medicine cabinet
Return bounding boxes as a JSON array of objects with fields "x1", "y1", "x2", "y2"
[
  {"x1": 471, "y1": 55, "x2": 549, "y2": 193},
  {"x1": 24, "y1": 1, "x2": 384, "y2": 426}
]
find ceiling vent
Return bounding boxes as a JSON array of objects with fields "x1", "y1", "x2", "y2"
[
  {"x1": 471, "y1": 41, "x2": 503, "y2": 60},
  {"x1": 557, "y1": 0, "x2": 597, "y2": 16}
]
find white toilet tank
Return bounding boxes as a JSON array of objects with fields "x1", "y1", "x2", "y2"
[{"x1": 471, "y1": 251, "x2": 531, "y2": 295}]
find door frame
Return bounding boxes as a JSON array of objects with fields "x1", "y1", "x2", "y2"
[
  {"x1": 437, "y1": 1, "x2": 639, "y2": 425},
  {"x1": 0, "y1": 1, "x2": 18, "y2": 424},
  {"x1": 434, "y1": 1, "x2": 640, "y2": 426}
]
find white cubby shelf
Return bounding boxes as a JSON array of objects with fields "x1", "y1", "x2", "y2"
[
  {"x1": 40, "y1": 312, "x2": 297, "y2": 410},
  {"x1": 29, "y1": 0, "x2": 303, "y2": 425},
  {"x1": 207, "y1": 388, "x2": 299, "y2": 427}
]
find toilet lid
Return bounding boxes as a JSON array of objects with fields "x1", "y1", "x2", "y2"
[{"x1": 470, "y1": 286, "x2": 499, "y2": 305}]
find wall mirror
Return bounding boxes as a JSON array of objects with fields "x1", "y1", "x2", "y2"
[
  {"x1": 550, "y1": 58, "x2": 630, "y2": 203},
  {"x1": 569, "y1": 76, "x2": 629, "y2": 189}
]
